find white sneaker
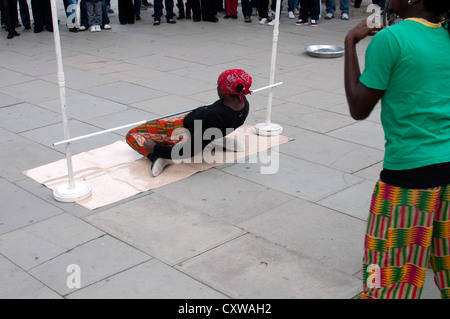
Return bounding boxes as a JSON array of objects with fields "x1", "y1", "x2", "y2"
[
  {"x1": 90, "y1": 25, "x2": 96, "y2": 32},
  {"x1": 103, "y1": 24, "x2": 112, "y2": 30},
  {"x1": 288, "y1": 11, "x2": 294, "y2": 19},
  {"x1": 268, "y1": 19, "x2": 279, "y2": 25},
  {"x1": 310, "y1": 19, "x2": 317, "y2": 27},
  {"x1": 341, "y1": 13, "x2": 349, "y2": 20},
  {"x1": 95, "y1": 25, "x2": 101, "y2": 31},
  {"x1": 259, "y1": 17, "x2": 268, "y2": 24},
  {"x1": 79, "y1": 25, "x2": 86, "y2": 31},
  {"x1": 268, "y1": 10, "x2": 275, "y2": 18},
  {"x1": 151, "y1": 158, "x2": 171, "y2": 177}
]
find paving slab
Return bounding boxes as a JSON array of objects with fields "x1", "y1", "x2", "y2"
[
  {"x1": 0, "y1": 213, "x2": 104, "y2": 270},
  {"x1": 154, "y1": 168, "x2": 295, "y2": 224},
  {"x1": 237, "y1": 197, "x2": 366, "y2": 275},
  {"x1": 84, "y1": 193, "x2": 246, "y2": 265},
  {"x1": 66, "y1": 259, "x2": 227, "y2": 299},
  {"x1": 0, "y1": 178, "x2": 64, "y2": 234},
  {"x1": 221, "y1": 153, "x2": 363, "y2": 202},
  {"x1": 0, "y1": 255, "x2": 62, "y2": 299},
  {"x1": 28, "y1": 235, "x2": 151, "y2": 296},
  {"x1": 175, "y1": 234, "x2": 362, "y2": 299}
]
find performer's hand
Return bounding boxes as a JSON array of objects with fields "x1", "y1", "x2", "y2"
[
  {"x1": 144, "y1": 140, "x2": 156, "y2": 154},
  {"x1": 345, "y1": 19, "x2": 383, "y2": 45}
]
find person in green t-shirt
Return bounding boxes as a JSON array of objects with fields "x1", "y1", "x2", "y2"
[{"x1": 344, "y1": 0, "x2": 450, "y2": 299}]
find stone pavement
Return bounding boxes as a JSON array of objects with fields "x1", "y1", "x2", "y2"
[{"x1": 0, "y1": 0, "x2": 441, "y2": 299}]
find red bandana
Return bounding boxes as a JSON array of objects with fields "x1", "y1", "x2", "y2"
[{"x1": 218, "y1": 69, "x2": 252, "y2": 103}]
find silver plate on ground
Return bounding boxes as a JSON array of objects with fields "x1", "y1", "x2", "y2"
[{"x1": 305, "y1": 45, "x2": 344, "y2": 58}]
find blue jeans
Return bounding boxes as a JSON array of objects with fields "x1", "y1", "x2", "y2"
[
  {"x1": 18, "y1": 0, "x2": 31, "y2": 27},
  {"x1": 154, "y1": 0, "x2": 175, "y2": 20},
  {"x1": 271, "y1": 0, "x2": 298, "y2": 13},
  {"x1": 326, "y1": 0, "x2": 349, "y2": 15}
]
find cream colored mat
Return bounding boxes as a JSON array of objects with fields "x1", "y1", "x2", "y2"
[{"x1": 23, "y1": 125, "x2": 290, "y2": 210}]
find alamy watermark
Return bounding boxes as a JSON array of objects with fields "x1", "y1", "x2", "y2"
[
  {"x1": 366, "y1": 4, "x2": 383, "y2": 28},
  {"x1": 366, "y1": 264, "x2": 381, "y2": 288},
  {"x1": 66, "y1": 264, "x2": 81, "y2": 289}
]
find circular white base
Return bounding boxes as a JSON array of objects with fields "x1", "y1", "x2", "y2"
[
  {"x1": 53, "y1": 182, "x2": 92, "y2": 202},
  {"x1": 252, "y1": 123, "x2": 283, "y2": 136}
]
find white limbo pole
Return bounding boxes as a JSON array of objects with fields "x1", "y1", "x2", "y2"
[
  {"x1": 50, "y1": 0, "x2": 92, "y2": 202},
  {"x1": 253, "y1": 0, "x2": 283, "y2": 136}
]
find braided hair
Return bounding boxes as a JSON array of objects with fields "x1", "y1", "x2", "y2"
[{"x1": 423, "y1": 0, "x2": 450, "y2": 36}]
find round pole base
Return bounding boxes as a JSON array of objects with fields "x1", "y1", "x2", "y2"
[
  {"x1": 252, "y1": 123, "x2": 283, "y2": 136},
  {"x1": 53, "y1": 182, "x2": 92, "y2": 202}
]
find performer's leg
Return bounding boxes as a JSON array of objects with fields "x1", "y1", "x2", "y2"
[
  {"x1": 430, "y1": 184, "x2": 450, "y2": 299},
  {"x1": 360, "y1": 181, "x2": 441, "y2": 299}
]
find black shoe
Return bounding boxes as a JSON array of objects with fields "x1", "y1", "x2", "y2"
[
  {"x1": 69, "y1": 27, "x2": 79, "y2": 32},
  {"x1": 136, "y1": 15, "x2": 141, "y2": 20},
  {"x1": 24, "y1": 25, "x2": 31, "y2": 30},
  {"x1": 203, "y1": 16, "x2": 218, "y2": 22},
  {"x1": 34, "y1": 26, "x2": 44, "y2": 33}
]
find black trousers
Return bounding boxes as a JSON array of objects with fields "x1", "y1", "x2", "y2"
[
  {"x1": 31, "y1": 0, "x2": 53, "y2": 31},
  {"x1": 118, "y1": 0, "x2": 134, "y2": 23},
  {"x1": 0, "y1": 0, "x2": 18, "y2": 33},
  {"x1": 190, "y1": 0, "x2": 215, "y2": 21}
]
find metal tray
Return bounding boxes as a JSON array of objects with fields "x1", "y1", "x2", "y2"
[{"x1": 305, "y1": 45, "x2": 345, "y2": 58}]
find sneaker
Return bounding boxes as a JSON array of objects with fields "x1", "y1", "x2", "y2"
[
  {"x1": 103, "y1": 24, "x2": 112, "y2": 30},
  {"x1": 268, "y1": 10, "x2": 275, "y2": 18},
  {"x1": 79, "y1": 25, "x2": 86, "y2": 31},
  {"x1": 90, "y1": 25, "x2": 96, "y2": 32},
  {"x1": 341, "y1": 13, "x2": 349, "y2": 20},
  {"x1": 325, "y1": 12, "x2": 334, "y2": 19},
  {"x1": 310, "y1": 19, "x2": 317, "y2": 26},
  {"x1": 151, "y1": 158, "x2": 171, "y2": 177},
  {"x1": 268, "y1": 19, "x2": 279, "y2": 25},
  {"x1": 288, "y1": 11, "x2": 295, "y2": 19},
  {"x1": 244, "y1": 16, "x2": 252, "y2": 23},
  {"x1": 259, "y1": 17, "x2": 268, "y2": 24},
  {"x1": 224, "y1": 14, "x2": 231, "y2": 19},
  {"x1": 294, "y1": 18, "x2": 308, "y2": 26},
  {"x1": 95, "y1": 25, "x2": 101, "y2": 31}
]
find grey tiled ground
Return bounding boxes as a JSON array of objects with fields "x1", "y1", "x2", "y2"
[{"x1": 0, "y1": 0, "x2": 441, "y2": 299}]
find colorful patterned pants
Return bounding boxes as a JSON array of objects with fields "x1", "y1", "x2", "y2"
[
  {"x1": 125, "y1": 115, "x2": 187, "y2": 157},
  {"x1": 360, "y1": 180, "x2": 450, "y2": 299}
]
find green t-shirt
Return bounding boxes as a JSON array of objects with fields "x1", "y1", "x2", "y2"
[{"x1": 359, "y1": 19, "x2": 450, "y2": 170}]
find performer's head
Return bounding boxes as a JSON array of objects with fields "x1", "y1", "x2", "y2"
[{"x1": 217, "y1": 69, "x2": 252, "y2": 103}]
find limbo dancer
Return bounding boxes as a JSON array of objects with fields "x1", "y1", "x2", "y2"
[{"x1": 126, "y1": 69, "x2": 253, "y2": 177}]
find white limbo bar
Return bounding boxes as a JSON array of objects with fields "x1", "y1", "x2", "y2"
[
  {"x1": 50, "y1": 0, "x2": 91, "y2": 203},
  {"x1": 253, "y1": 0, "x2": 283, "y2": 137}
]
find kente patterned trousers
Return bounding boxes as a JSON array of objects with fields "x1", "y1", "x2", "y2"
[
  {"x1": 125, "y1": 115, "x2": 187, "y2": 157},
  {"x1": 360, "y1": 180, "x2": 450, "y2": 299}
]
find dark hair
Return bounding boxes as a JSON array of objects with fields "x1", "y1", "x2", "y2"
[{"x1": 423, "y1": 0, "x2": 450, "y2": 36}]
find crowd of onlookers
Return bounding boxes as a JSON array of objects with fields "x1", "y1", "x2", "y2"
[{"x1": 1, "y1": 0, "x2": 383, "y2": 39}]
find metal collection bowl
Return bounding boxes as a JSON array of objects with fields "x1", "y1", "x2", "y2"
[{"x1": 305, "y1": 45, "x2": 345, "y2": 58}]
